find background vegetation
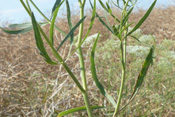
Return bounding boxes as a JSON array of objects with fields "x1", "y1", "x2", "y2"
[{"x1": 0, "y1": 5, "x2": 175, "y2": 116}]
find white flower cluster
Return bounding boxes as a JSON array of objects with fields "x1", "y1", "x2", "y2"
[
  {"x1": 82, "y1": 33, "x2": 101, "y2": 47},
  {"x1": 127, "y1": 45, "x2": 150, "y2": 57},
  {"x1": 166, "y1": 51, "x2": 175, "y2": 59},
  {"x1": 139, "y1": 35, "x2": 154, "y2": 44}
]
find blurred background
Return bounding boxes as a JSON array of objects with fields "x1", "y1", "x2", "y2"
[{"x1": 0, "y1": 0, "x2": 174, "y2": 27}]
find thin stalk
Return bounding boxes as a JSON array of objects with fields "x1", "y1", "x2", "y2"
[
  {"x1": 77, "y1": 0, "x2": 93, "y2": 117},
  {"x1": 113, "y1": 1, "x2": 129, "y2": 115},
  {"x1": 113, "y1": 37, "x2": 127, "y2": 117}
]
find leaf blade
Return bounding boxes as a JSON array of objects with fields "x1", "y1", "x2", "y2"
[
  {"x1": 66, "y1": 0, "x2": 73, "y2": 44},
  {"x1": 130, "y1": 46, "x2": 155, "y2": 98},
  {"x1": 1, "y1": 22, "x2": 48, "y2": 34},
  {"x1": 90, "y1": 33, "x2": 116, "y2": 107},
  {"x1": 127, "y1": 0, "x2": 157, "y2": 36},
  {"x1": 57, "y1": 106, "x2": 106, "y2": 117},
  {"x1": 51, "y1": 0, "x2": 61, "y2": 17},
  {"x1": 57, "y1": 16, "x2": 86, "y2": 51},
  {"x1": 31, "y1": 12, "x2": 58, "y2": 65},
  {"x1": 50, "y1": 0, "x2": 64, "y2": 45}
]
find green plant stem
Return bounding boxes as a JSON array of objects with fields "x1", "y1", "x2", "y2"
[
  {"x1": 113, "y1": 39, "x2": 126, "y2": 117},
  {"x1": 77, "y1": 0, "x2": 93, "y2": 117},
  {"x1": 113, "y1": 12, "x2": 128, "y2": 117}
]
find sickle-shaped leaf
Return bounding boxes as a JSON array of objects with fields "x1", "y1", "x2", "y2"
[
  {"x1": 90, "y1": 33, "x2": 117, "y2": 107},
  {"x1": 115, "y1": 45, "x2": 155, "y2": 114},
  {"x1": 9, "y1": 22, "x2": 33, "y2": 29},
  {"x1": 0, "y1": 27, "x2": 33, "y2": 34},
  {"x1": 57, "y1": 16, "x2": 86, "y2": 51},
  {"x1": 1, "y1": 22, "x2": 48, "y2": 34},
  {"x1": 130, "y1": 45, "x2": 154, "y2": 98},
  {"x1": 127, "y1": 0, "x2": 157, "y2": 36},
  {"x1": 57, "y1": 106, "x2": 106, "y2": 117},
  {"x1": 31, "y1": 12, "x2": 57, "y2": 65}
]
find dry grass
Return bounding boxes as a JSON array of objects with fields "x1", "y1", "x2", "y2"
[{"x1": 0, "y1": 6, "x2": 175, "y2": 116}]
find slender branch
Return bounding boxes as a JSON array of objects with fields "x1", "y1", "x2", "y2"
[
  {"x1": 77, "y1": 0, "x2": 93, "y2": 116},
  {"x1": 113, "y1": 1, "x2": 129, "y2": 116}
]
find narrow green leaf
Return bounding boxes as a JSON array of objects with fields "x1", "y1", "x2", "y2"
[
  {"x1": 90, "y1": 33, "x2": 117, "y2": 107},
  {"x1": 57, "y1": 16, "x2": 86, "y2": 51},
  {"x1": 119, "y1": 22, "x2": 135, "y2": 38},
  {"x1": 0, "y1": 27, "x2": 33, "y2": 34},
  {"x1": 50, "y1": 0, "x2": 64, "y2": 45},
  {"x1": 51, "y1": 0, "x2": 61, "y2": 16},
  {"x1": 29, "y1": 0, "x2": 67, "y2": 36},
  {"x1": 98, "y1": 0, "x2": 108, "y2": 11},
  {"x1": 106, "y1": 2, "x2": 112, "y2": 14},
  {"x1": 31, "y1": 12, "x2": 58, "y2": 65},
  {"x1": 130, "y1": 35, "x2": 141, "y2": 42},
  {"x1": 122, "y1": 0, "x2": 126, "y2": 4},
  {"x1": 1, "y1": 22, "x2": 48, "y2": 34},
  {"x1": 66, "y1": 0, "x2": 73, "y2": 44},
  {"x1": 57, "y1": 106, "x2": 106, "y2": 116},
  {"x1": 96, "y1": 14, "x2": 114, "y2": 34},
  {"x1": 130, "y1": 46, "x2": 154, "y2": 98},
  {"x1": 9, "y1": 22, "x2": 32, "y2": 29},
  {"x1": 127, "y1": 0, "x2": 157, "y2": 36},
  {"x1": 81, "y1": 0, "x2": 96, "y2": 45},
  {"x1": 111, "y1": 0, "x2": 122, "y2": 10},
  {"x1": 98, "y1": 0, "x2": 120, "y2": 22},
  {"x1": 112, "y1": 25, "x2": 119, "y2": 36},
  {"x1": 64, "y1": 0, "x2": 96, "y2": 60},
  {"x1": 90, "y1": 0, "x2": 115, "y2": 34},
  {"x1": 122, "y1": 7, "x2": 134, "y2": 26}
]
